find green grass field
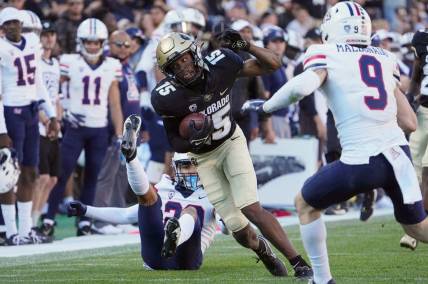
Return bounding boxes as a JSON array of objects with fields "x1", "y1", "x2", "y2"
[{"x1": 0, "y1": 215, "x2": 427, "y2": 283}]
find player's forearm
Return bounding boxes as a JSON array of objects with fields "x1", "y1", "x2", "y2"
[
  {"x1": 396, "y1": 88, "x2": 417, "y2": 133},
  {"x1": 408, "y1": 58, "x2": 422, "y2": 95},
  {"x1": 85, "y1": 205, "x2": 138, "y2": 224},
  {"x1": 168, "y1": 135, "x2": 193, "y2": 153},
  {"x1": 263, "y1": 69, "x2": 324, "y2": 113},
  {"x1": 110, "y1": 105, "x2": 123, "y2": 137},
  {"x1": 247, "y1": 43, "x2": 281, "y2": 73},
  {"x1": 108, "y1": 84, "x2": 124, "y2": 136},
  {"x1": 163, "y1": 118, "x2": 193, "y2": 152}
]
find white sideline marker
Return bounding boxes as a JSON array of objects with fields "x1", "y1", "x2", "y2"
[{"x1": 0, "y1": 208, "x2": 394, "y2": 258}]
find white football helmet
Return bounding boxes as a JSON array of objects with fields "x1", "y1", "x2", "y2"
[
  {"x1": 76, "y1": 18, "x2": 108, "y2": 60},
  {"x1": 0, "y1": 7, "x2": 22, "y2": 26},
  {"x1": 164, "y1": 8, "x2": 205, "y2": 39},
  {"x1": 0, "y1": 148, "x2": 20, "y2": 194},
  {"x1": 320, "y1": 1, "x2": 371, "y2": 46},
  {"x1": 172, "y1": 153, "x2": 202, "y2": 191},
  {"x1": 21, "y1": 10, "x2": 42, "y2": 36}
]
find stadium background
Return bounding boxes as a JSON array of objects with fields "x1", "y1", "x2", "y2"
[{"x1": 0, "y1": 0, "x2": 427, "y2": 282}]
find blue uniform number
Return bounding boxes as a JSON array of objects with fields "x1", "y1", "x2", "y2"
[{"x1": 359, "y1": 55, "x2": 387, "y2": 110}]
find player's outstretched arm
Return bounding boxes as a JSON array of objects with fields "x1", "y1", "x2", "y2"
[
  {"x1": 263, "y1": 69, "x2": 327, "y2": 113},
  {"x1": 67, "y1": 201, "x2": 138, "y2": 224},
  {"x1": 239, "y1": 44, "x2": 282, "y2": 77},
  {"x1": 396, "y1": 87, "x2": 417, "y2": 133},
  {"x1": 108, "y1": 80, "x2": 124, "y2": 138},
  {"x1": 163, "y1": 117, "x2": 193, "y2": 153}
]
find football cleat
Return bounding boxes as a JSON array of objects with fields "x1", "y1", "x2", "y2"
[
  {"x1": 0, "y1": 231, "x2": 6, "y2": 246},
  {"x1": 6, "y1": 234, "x2": 32, "y2": 246},
  {"x1": 77, "y1": 221, "x2": 95, "y2": 236},
  {"x1": 255, "y1": 235, "x2": 288, "y2": 277},
  {"x1": 325, "y1": 203, "x2": 347, "y2": 216},
  {"x1": 293, "y1": 262, "x2": 313, "y2": 280},
  {"x1": 40, "y1": 219, "x2": 55, "y2": 237},
  {"x1": 161, "y1": 217, "x2": 181, "y2": 258},
  {"x1": 29, "y1": 227, "x2": 53, "y2": 244},
  {"x1": 121, "y1": 115, "x2": 141, "y2": 162},
  {"x1": 400, "y1": 234, "x2": 418, "y2": 250},
  {"x1": 360, "y1": 190, "x2": 377, "y2": 221},
  {"x1": 309, "y1": 279, "x2": 336, "y2": 284},
  {"x1": 91, "y1": 224, "x2": 122, "y2": 235}
]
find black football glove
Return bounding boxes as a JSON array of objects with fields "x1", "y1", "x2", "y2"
[
  {"x1": 215, "y1": 29, "x2": 250, "y2": 52},
  {"x1": 189, "y1": 117, "x2": 214, "y2": 150},
  {"x1": 67, "y1": 201, "x2": 87, "y2": 217}
]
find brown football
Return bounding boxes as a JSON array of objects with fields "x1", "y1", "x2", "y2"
[{"x1": 179, "y1": 113, "x2": 207, "y2": 139}]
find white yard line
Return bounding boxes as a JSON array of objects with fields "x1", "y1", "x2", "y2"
[
  {"x1": 0, "y1": 208, "x2": 394, "y2": 258},
  {"x1": 0, "y1": 233, "x2": 140, "y2": 258}
]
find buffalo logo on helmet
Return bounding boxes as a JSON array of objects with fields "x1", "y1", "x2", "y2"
[{"x1": 189, "y1": 104, "x2": 197, "y2": 112}]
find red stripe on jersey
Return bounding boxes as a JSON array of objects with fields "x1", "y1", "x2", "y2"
[
  {"x1": 354, "y1": 3, "x2": 361, "y2": 16},
  {"x1": 303, "y1": 55, "x2": 326, "y2": 66}
]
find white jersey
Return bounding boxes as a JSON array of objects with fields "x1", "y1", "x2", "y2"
[
  {"x1": 39, "y1": 57, "x2": 60, "y2": 136},
  {"x1": 155, "y1": 174, "x2": 216, "y2": 254},
  {"x1": 60, "y1": 54, "x2": 122, "y2": 128},
  {"x1": 303, "y1": 43, "x2": 407, "y2": 164},
  {"x1": 0, "y1": 33, "x2": 46, "y2": 106}
]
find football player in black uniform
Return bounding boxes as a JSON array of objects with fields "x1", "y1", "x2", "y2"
[
  {"x1": 151, "y1": 31, "x2": 312, "y2": 278},
  {"x1": 403, "y1": 29, "x2": 428, "y2": 250}
]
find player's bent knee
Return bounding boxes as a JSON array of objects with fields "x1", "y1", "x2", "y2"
[
  {"x1": 295, "y1": 192, "x2": 309, "y2": 215},
  {"x1": 182, "y1": 206, "x2": 197, "y2": 219},
  {"x1": 223, "y1": 215, "x2": 249, "y2": 233},
  {"x1": 20, "y1": 167, "x2": 37, "y2": 186},
  {"x1": 49, "y1": 177, "x2": 58, "y2": 187}
]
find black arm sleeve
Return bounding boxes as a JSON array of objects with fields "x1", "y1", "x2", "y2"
[{"x1": 163, "y1": 117, "x2": 193, "y2": 153}]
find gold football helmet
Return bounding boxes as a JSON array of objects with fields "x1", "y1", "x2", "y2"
[{"x1": 156, "y1": 32, "x2": 203, "y2": 85}]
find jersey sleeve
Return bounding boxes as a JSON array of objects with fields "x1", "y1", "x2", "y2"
[
  {"x1": 215, "y1": 48, "x2": 243, "y2": 76},
  {"x1": 303, "y1": 44, "x2": 328, "y2": 71},
  {"x1": 411, "y1": 30, "x2": 428, "y2": 58},
  {"x1": 388, "y1": 52, "x2": 401, "y2": 85},
  {"x1": 59, "y1": 54, "x2": 73, "y2": 78}
]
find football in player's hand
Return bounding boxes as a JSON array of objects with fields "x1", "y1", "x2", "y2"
[{"x1": 179, "y1": 113, "x2": 208, "y2": 139}]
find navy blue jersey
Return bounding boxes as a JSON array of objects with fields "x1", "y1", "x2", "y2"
[
  {"x1": 262, "y1": 65, "x2": 288, "y2": 116},
  {"x1": 119, "y1": 62, "x2": 141, "y2": 119},
  {"x1": 412, "y1": 30, "x2": 428, "y2": 106},
  {"x1": 151, "y1": 48, "x2": 244, "y2": 154}
]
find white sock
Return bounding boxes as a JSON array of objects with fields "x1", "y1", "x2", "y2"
[
  {"x1": 32, "y1": 210, "x2": 42, "y2": 227},
  {"x1": 300, "y1": 218, "x2": 332, "y2": 284},
  {"x1": 1, "y1": 204, "x2": 17, "y2": 238},
  {"x1": 177, "y1": 213, "x2": 195, "y2": 246},
  {"x1": 41, "y1": 203, "x2": 48, "y2": 214},
  {"x1": 126, "y1": 158, "x2": 149, "y2": 196},
  {"x1": 0, "y1": 225, "x2": 6, "y2": 232},
  {"x1": 17, "y1": 201, "x2": 33, "y2": 237}
]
